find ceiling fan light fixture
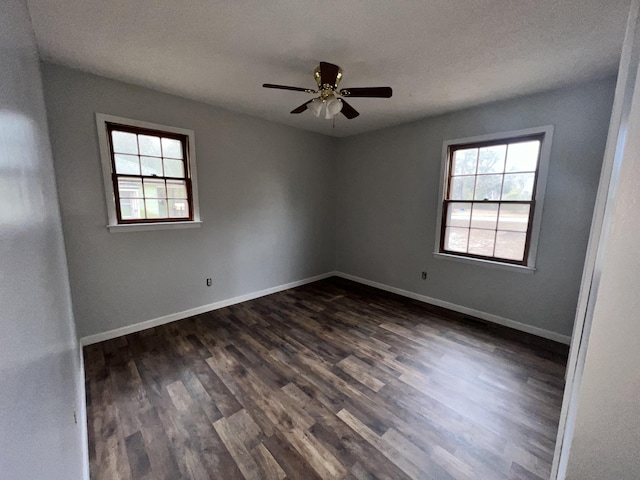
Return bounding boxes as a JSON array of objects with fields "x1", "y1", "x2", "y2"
[
  {"x1": 309, "y1": 97, "x2": 324, "y2": 117},
  {"x1": 325, "y1": 97, "x2": 343, "y2": 119}
]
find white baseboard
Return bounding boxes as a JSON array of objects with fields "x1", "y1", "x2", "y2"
[
  {"x1": 334, "y1": 271, "x2": 571, "y2": 345},
  {"x1": 80, "y1": 270, "x2": 570, "y2": 346},
  {"x1": 80, "y1": 272, "x2": 335, "y2": 346}
]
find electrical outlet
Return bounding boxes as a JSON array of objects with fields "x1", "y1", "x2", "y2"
[
  {"x1": 421, "y1": 271, "x2": 427, "y2": 280},
  {"x1": 206, "y1": 278, "x2": 212, "y2": 287}
]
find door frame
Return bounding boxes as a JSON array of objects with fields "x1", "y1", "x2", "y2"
[{"x1": 551, "y1": 1, "x2": 640, "y2": 477}]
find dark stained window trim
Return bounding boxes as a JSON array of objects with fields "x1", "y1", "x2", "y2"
[
  {"x1": 105, "y1": 122, "x2": 194, "y2": 225},
  {"x1": 439, "y1": 133, "x2": 545, "y2": 266}
]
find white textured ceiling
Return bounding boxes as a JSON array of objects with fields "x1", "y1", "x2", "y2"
[{"x1": 28, "y1": 0, "x2": 630, "y2": 137}]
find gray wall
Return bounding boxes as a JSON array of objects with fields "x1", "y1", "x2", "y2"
[
  {"x1": 335, "y1": 77, "x2": 616, "y2": 338},
  {"x1": 42, "y1": 63, "x2": 336, "y2": 339},
  {"x1": 42, "y1": 62, "x2": 615, "y2": 342},
  {"x1": 0, "y1": 1, "x2": 86, "y2": 479}
]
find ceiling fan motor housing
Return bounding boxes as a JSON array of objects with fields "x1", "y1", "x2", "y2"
[{"x1": 314, "y1": 63, "x2": 343, "y2": 97}]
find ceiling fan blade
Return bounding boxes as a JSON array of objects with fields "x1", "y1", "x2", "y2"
[
  {"x1": 319, "y1": 62, "x2": 341, "y2": 87},
  {"x1": 340, "y1": 99, "x2": 360, "y2": 119},
  {"x1": 340, "y1": 87, "x2": 393, "y2": 98},
  {"x1": 263, "y1": 83, "x2": 312, "y2": 92},
  {"x1": 290, "y1": 100, "x2": 313, "y2": 114}
]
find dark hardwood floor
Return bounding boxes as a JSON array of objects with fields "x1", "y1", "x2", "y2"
[{"x1": 84, "y1": 277, "x2": 568, "y2": 480}]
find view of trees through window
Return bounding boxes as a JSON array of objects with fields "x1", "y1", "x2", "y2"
[{"x1": 441, "y1": 136, "x2": 542, "y2": 264}]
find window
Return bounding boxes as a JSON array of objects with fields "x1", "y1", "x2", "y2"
[
  {"x1": 96, "y1": 114, "x2": 201, "y2": 232},
  {"x1": 435, "y1": 126, "x2": 553, "y2": 271}
]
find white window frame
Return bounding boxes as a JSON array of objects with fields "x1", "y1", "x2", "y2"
[
  {"x1": 96, "y1": 113, "x2": 202, "y2": 232},
  {"x1": 433, "y1": 125, "x2": 554, "y2": 273}
]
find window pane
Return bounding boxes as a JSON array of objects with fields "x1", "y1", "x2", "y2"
[
  {"x1": 477, "y1": 145, "x2": 506, "y2": 174},
  {"x1": 114, "y1": 154, "x2": 140, "y2": 175},
  {"x1": 162, "y1": 137, "x2": 183, "y2": 159},
  {"x1": 474, "y1": 175, "x2": 503, "y2": 200},
  {"x1": 452, "y1": 148, "x2": 477, "y2": 176},
  {"x1": 140, "y1": 156, "x2": 163, "y2": 176},
  {"x1": 169, "y1": 199, "x2": 189, "y2": 218},
  {"x1": 145, "y1": 198, "x2": 168, "y2": 219},
  {"x1": 444, "y1": 227, "x2": 468, "y2": 253},
  {"x1": 495, "y1": 231, "x2": 526, "y2": 261},
  {"x1": 167, "y1": 179, "x2": 188, "y2": 198},
  {"x1": 118, "y1": 177, "x2": 144, "y2": 198},
  {"x1": 449, "y1": 176, "x2": 475, "y2": 200},
  {"x1": 446, "y1": 203, "x2": 471, "y2": 227},
  {"x1": 468, "y1": 229, "x2": 495, "y2": 256},
  {"x1": 498, "y1": 204, "x2": 530, "y2": 232},
  {"x1": 164, "y1": 158, "x2": 185, "y2": 178},
  {"x1": 138, "y1": 134, "x2": 161, "y2": 157},
  {"x1": 505, "y1": 141, "x2": 540, "y2": 172},
  {"x1": 111, "y1": 131, "x2": 138, "y2": 154},
  {"x1": 502, "y1": 173, "x2": 535, "y2": 200},
  {"x1": 143, "y1": 178, "x2": 166, "y2": 198},
  {"x1": 119, "y1": 198, "x2": 145, "y2": 219},
  {"x1": 470, "y1": 203, "x2": 498, "y2": 230}
]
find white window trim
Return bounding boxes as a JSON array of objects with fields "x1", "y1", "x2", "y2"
[
  {"x1": 96, "y1": 113, "x2": 202, "y2": 232},
  {"x1": 433, "y1": 125, "x2": 554, "y2": 273}
]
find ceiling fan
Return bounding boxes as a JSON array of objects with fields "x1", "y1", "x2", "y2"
[{"x1": 263, "y1": 61, "x2": 392, "y2": 120}]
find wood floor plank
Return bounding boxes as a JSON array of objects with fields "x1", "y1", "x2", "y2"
[
  {"x1": 124, "y1": 431, "x2": 151, "y2": 479},
  {"x1": 251, "y1": 443, "x2": 287, "y2": 480},
  {"x1": 380, "y1": 427, "x2": 458, "y2": 480},
  {"x1": 279, "y1": 427, "x2": 348, "y2": 479},
  {"x1": 213, "y1": 416, "x2": 262, "y2": 480},
  {"x1": 336, "y1": 355, "x2": 386, "y2": 392},
  {"x1": 190, "y1": 356, "x2": 242, "y2": 418},
  {"x1": 166, "y1": 380, "x2": 192, "y2": 412},
  {"x1": 208, "y1": 345, "x2": 316, "y2": 432},
  {"x1": 85, "y1": 277, "x2": 568, "y2": 480},
  {"x1": 308, "y1": 420, "x2": 413, "y2": 480},
  {"x1": 100, "y1": 435, "x2": 132, "y2": 480},
  {"x1": 205, "y1": 348, "x2": 277, "y2": 438},
  {"x1": 137, "y1": 407, "x2": 183, "y2": 479},
  {"x1": 336, "y1": 408, "x2": 424, "y2": 480},
  {"x1": 262, "y1": 430, "x2": 324, "y2": 480}
]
